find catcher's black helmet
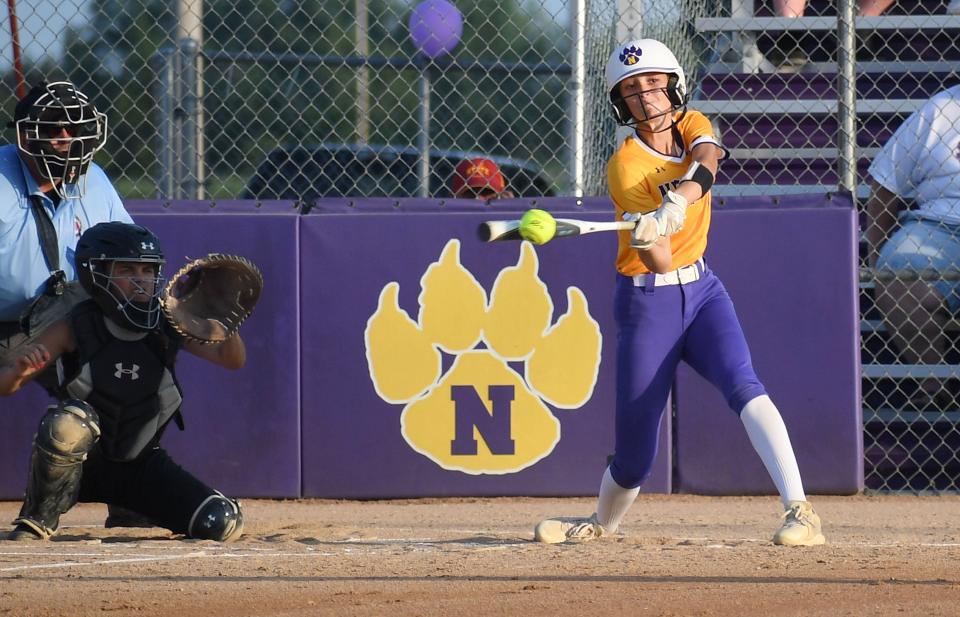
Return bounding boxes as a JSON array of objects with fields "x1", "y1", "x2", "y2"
[
  {"x1": 75, "y1": 222, "x2": 165, "y2": 331},
  {"x1": 12, "y1": 81, "x2": 107, "y2": 198}
]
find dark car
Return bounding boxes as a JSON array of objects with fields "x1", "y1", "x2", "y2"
[{"x1": 242, "y1": 143, "x2": 554, "y2": 200}]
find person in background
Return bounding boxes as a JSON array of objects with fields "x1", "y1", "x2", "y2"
[
  {"x1": 451, "y1": 157, "x2": 515, "y2": 200},
  {"x1": 864, "y1": 84, "x2": 960, "y2": 411},
  {"x1": 770, "y1": 0, "x2": 897, "y2": 72}
]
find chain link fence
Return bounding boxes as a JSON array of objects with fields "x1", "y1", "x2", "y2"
[
  {"x1": 688, "y1": 0, "x2": 960, "y2": 492},
  {"x1": 8, "y1": 0, "x2": 960, "y2": 491},
  {"x1": 6, "y1": 0, "x2": 734, "y2": 200}
]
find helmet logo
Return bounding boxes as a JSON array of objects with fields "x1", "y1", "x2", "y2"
[
  {"x1": 67, "y1": 168, "x2": 77, "y2": 184},
  {"x1": 141, "y1": 242, "x2": 155, "y2": 250},
  {"x1": 114, "y1": 363, "x2": 140, "y2": 380},
  {"x1": 619, "y1": 45, "x2": 642, "y2": 66}
]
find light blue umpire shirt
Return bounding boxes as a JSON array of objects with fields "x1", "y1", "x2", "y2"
[{"x1": 0, "y1": 143, "x2": 133, "y2": 322}]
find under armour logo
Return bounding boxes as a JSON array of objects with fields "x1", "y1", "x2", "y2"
[
  {"x1": 141, "y1": 242, "x2": 155, "y2": 250},
  {"x1": 114, "y1": 363, "x2": 140, "y2": 380}
]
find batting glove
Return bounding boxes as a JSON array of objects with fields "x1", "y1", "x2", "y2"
[
  {"x1": 653, "y1": 190, "x2": 688, "y2": 236},
  {"x1": 623, "y1": 211, "x2": 660, "y2": 250}
]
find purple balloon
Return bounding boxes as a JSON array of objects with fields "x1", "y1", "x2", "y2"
[{"x1": 408, "y1": 0, "x2": 463, "y2": 58}]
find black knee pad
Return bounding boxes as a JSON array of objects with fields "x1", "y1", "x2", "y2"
[
  {"x1": 187, "y1": 493, "x2": 244, "y2": 542},
  {"x1": 36, "y1": 399, "x2": 101, "y2": 464}
]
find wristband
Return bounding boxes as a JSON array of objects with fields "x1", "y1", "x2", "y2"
[{"x1": 678, "y1": 161, "x2": 714, "y2": 196}]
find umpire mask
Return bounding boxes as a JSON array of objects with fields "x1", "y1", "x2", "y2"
[{"x1": 13, "y1": 81, "x2": 108, "y2": 198}]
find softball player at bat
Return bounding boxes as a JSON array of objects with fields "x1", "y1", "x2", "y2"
[{"x1": 535, "y1": 39, "x2": 824, "y2": 546}]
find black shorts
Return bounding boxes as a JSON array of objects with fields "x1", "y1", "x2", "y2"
[{"x1": 77, "y1": 446, "x2": 217, "y2": 535}]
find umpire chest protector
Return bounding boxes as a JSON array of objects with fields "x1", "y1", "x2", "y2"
[{"x1": 57, "y1": 301, "x2": 183, "y2": 461}]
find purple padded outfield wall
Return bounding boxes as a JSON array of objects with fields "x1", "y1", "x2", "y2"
[
  {"x1": 0, "y1": 194, "x2": 860, "y2": 499},
  {"x1": 127, "y1": 201, "x2": 303, "y2": 498},
  {"x1": 0, "y1": 382, "x2": 52, "y2": 499},
  {"x1": 674, "y1": 194, "x2": 863, "y2": 494},
  {"x1": 298, "y1": 195, "x2": 860, "y2": 497},
  {"x1": 298, "y1": 198, "x2": 669, "y2": 498}
]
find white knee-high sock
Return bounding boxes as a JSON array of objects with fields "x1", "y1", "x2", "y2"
[
  {"x1": 596, "y1": 467, "x2": 640, "y2": 532},
  {"x1": 739, "y1": 395, "x2": 807, "y2": 505}
]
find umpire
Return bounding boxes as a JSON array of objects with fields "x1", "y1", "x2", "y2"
[
  {"x1": 0, "y1": 80, "x2": 131, "y2": 365},
  {"x1": 0, "y1": 81, "x2": 171, "y2": 529}
]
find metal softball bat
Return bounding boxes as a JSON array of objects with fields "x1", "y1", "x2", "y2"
[{"x1": 477, "y1": 218, "x2": 636, "y2": 242}]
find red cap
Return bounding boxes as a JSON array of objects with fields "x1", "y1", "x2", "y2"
[{"x1": 452, "y1": 158, "x2": 506, "y2": 196}]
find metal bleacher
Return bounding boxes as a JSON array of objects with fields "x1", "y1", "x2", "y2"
[
  {"x1": 693, "y1": 0, "x2": 960, "y2": 490},
  {"x1": 694, "y1": 1, "x2": 959, "y2": 198}
]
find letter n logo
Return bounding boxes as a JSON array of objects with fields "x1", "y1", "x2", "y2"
[{"x1": 450, "y1": 385, "x2": 516, "y2": 455}]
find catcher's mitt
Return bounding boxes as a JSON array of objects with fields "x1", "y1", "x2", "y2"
[{"x1": 161, "y1": 253, "x2": 263, "y2": 344}]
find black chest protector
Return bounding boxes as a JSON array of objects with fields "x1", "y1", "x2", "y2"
[{"x1": 57, "y1": 301, "x2": 183, "y2": 461}]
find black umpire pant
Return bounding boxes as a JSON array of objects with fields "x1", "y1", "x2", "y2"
[{"x1": 77, "y1": 445, "x2": 218, "y2": 536}]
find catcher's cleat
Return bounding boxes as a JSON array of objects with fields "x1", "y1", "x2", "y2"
[
  {"x1": 7, "y1": 522, "x2": 47, "y2": 541},
  {"x1": 104, "y1": 504, "x2": 155, "y2": 529},
  {"x1": 773, "y1": 500, "x2": 825, "y2": 546},
  {"x1": 534, "y1": 514, "x2": 606, "y2": 544}
]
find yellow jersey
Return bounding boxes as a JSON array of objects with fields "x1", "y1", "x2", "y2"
[{"x1": 607, "y1": 111, "x2": 725, "y2": 276}]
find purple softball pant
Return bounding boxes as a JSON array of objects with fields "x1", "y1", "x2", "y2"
[{"x1": 610, "y1": 262, "x2": 766, "y2": 489}]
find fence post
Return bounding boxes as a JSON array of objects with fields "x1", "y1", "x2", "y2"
[
  {"x1": 154, "y1": 47, "x2": 176, "y2": 199},
  {"x1": 569, "y1": 0, "x2": 586, "y2": 197},
  {"x1": 177, "y1": 37, "x2": 202, "y2": 200},
  {"x1": 417, "y1": 61, "x2": 432, "y2": 198},
  {"x1": 837, "y1": 0, "x2": 858, "y2": 201},
  {"x1": 153, "y1": 40, "x2": 202, "y2": 200}
]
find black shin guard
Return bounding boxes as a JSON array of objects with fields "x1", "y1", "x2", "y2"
[{"x1": 14, "y1": 400, "x2": 100, "y2": 538}]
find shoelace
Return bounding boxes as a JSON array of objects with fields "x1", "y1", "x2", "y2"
[
  {"x1": 568, "y1": 520, "x2": 599, "y2": 538},
  {"x1": 783, "y1": 505, "x2": 812, "y2": 527}
]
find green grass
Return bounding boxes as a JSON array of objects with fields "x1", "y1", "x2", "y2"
[{"x1": 112, "y1": 172, "x2": 252, "y2": 201}]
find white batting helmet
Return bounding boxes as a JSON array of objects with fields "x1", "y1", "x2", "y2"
[{"x1": 605, "y1": 39, "x2": 688, "y2": 125}]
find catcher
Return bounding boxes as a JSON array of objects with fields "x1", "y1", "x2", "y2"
[{"x1": 0, "y1": 221, "x2": 261, "y2": 541}]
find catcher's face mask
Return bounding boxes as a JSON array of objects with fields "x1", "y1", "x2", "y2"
[
  {"x1": 90, "y1": 258, "x2": 166, "y2": 331},
  {"x1": 14, "y1": 82, "x2": 108, "y2": 198}
]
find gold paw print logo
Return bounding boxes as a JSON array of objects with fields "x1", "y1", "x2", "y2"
[{"x1": 364, "y1": 239, "x2": 602, "y2": 474}]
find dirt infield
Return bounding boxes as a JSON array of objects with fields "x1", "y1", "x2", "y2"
[{"x1": 3, "y1": 495, "x2": 960, "y2": 616}]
